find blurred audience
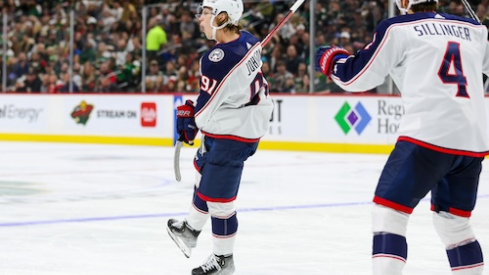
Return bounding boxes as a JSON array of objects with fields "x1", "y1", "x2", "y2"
[{"x1": 1, "y1": 0, "x2": 488, "y2": 93}]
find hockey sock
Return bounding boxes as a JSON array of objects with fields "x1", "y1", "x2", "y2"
[
  {"x1": 372, "y1": 233, "x2": 407, "y2": 275},
  {"x1": 186, "y1": 187, "x2": 209, "y2": 231},
  {"x1": 211, "y1": 212, "x2": 238, "y2": 256},
  {"x1": 447, "y1": 240, "x2": 484, "y2": 274}
]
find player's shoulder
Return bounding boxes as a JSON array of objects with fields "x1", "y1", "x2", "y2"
[
  {"x1": 201, "y1": 31, "x2": 260, "y2": 77},
  {"x1": 372, "y1": 12, "x2": 483, "y2": 39},
  {"x1": 378, "y1": 12, "x2": 482, "y2": 30},
  {"x1": 203, "y1": 31, "x2": 259, "y2": 62},
  {"x1": 436, "y1": 13, "x2": 482, "y2": 26}
]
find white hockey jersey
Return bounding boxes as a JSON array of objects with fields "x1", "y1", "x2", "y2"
[
  {"x1": 332, "y1": 12, "x2": 489, "y2": 156},
  {"x1": 194, "y1": 31, "x2": 273, "y2": 141}
]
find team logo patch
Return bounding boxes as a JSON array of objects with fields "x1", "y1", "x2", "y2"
[{"x1": 209, "y1": 49, "x2": 225, "y2": 62}]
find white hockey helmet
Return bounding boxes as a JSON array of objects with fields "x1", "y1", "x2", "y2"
[
  {"x1": 202, "y1": 0, "x2": 244, "y2": 26},
  {"x1": 395, "y1": 0, "x2": 438, "y2": 15}
]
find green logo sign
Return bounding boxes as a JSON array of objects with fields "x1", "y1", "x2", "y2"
[{"x1": 334, "y1": 102, "x2": 371, "y2": 135}]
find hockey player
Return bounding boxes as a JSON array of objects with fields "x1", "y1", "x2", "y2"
[
  {"x1": 315, "y1": 0, "x2": 489, "y2": 274},
  {"x1": 167, "y1": 0, "x2": 273, "y2": 274}
]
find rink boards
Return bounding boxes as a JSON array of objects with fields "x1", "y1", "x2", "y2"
[{"x1": 0, "y1": 93, "x2": 433, "y2": 154}]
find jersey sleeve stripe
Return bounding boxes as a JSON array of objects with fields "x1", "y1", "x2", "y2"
[{"x1": 331, "y1": 24, "x2": 393, "y2": 85}]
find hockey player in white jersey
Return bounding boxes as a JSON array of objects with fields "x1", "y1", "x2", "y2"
[
  {"x1": 315, "y1": 0, "x2": 489, "y2": 274},
  {"x1": 167, "y1": 0, "x2": 273, "y2": 274}
]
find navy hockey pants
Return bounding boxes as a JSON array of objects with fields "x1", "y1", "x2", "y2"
[
  {"x1": 374, "y1": 140, "x2": 483, "y2": 217},
  {"x1": 193, "y1": 136, "x2": 258, "y2": 202}
]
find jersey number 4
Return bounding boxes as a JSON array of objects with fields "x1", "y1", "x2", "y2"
[{"x1": 438, "y1": 41, "x2": 468, "y2": 98}]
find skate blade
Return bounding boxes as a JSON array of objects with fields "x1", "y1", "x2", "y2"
[
  {"x1": 219, "y1": 264, "x2": 235, "y2": 275},
  {"x1": 166, "y1": 226, "x2": 191, "y2": 258},
  {"x1": 218, "y1": 268, "x2": 236, "y2": 275}
]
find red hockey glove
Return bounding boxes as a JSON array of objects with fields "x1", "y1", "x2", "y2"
[
  {"x1": 315, "y1": 46, "x2": 350, "y2": 77},
  {"x1": 176, "y1": 100, "x2": 198, "y2": 145}
]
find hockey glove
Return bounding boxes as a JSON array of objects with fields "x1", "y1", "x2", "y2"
[
  {"x1": 176, "y1": 100, "x2": 198, "y2": 145},
  {"x1": 315, "y1": 46, "x2": 350, "y2": 77}
]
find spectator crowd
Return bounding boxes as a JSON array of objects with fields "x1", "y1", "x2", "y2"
[{"x1": 0, "y1": 0, "x2": 488, "y2": 94}]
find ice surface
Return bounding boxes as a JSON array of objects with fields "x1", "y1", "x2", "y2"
[{"x1": 0, "y1": 142, "x2": 488, "y2": 275}]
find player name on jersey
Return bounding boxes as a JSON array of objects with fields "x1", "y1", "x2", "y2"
[
  {"x1": 246, "y1": 48, "x2": 262, "y2": 76},
  {"x1": 413, "y1": 22, "x2": 471, "y2": 41}
]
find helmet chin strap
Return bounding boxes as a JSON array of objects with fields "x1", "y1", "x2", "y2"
[
  {"x1": 209, "y1": 15, "x2": 230, "y2": 41},
  {"x1": 395, "y1": 0, "x2": 412, "y2": 15}
]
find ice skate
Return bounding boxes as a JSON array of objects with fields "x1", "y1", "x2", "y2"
[
  {"x1": 167, "y1": 219, "x2": 201, "y2": 258},
  {"x1": 192, "y1": 254, "x2": 235, "y2": 275}
]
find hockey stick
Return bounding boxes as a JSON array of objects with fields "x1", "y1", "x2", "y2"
[
  {"x1": 261, "y1": 0, "x2": 306, "y2": 47},
  {"x1": 460, "y1": 0, "x2": 480, "y2": 23},
  {"x1": 174, "y1": 140, "x2": 183, "y2": 182}
]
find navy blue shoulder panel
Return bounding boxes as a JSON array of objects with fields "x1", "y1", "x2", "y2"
[
  {"x1": 383, "y1": 12, "x2": 481, "y2": 27},
  {"x1": 437, "y1": 13, "x2": 482, "y2": 26},
  {"x1": 195, "y1": 31, "x2": 260, "y2": 114},
  {"x1": 200, "y1": 31, "x2": 259, "y2": 81}
]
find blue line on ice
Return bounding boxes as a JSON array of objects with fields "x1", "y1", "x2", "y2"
[{"x1": 1, "y1": 195, "x2": 487, "y2": 227}]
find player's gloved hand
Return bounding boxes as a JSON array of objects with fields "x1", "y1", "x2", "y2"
[
  {"x1": 176, "y1": 100, "x2": 198, "y2": 145},
  {"x1": 315, "y1": 46, "x2": 350, "y2": 77}
]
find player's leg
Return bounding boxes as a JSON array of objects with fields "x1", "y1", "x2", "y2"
[
  {"x1": 186, "y1": 145, "x2": 212, "y2": 232},
  {"x1": 190, "y1": 201, "x2": 238, "y2": 275},
  {"x1": 192, "y1": 137, "x2": 258, "y2": 275},
  {"x1": 372, "y1": 204, "x2": 409, "y2": 275},
  {"x1": 372, "y1": 141, "x2": 452, "y2": 275},
  {"x1": 167, "y1": 142, "x2": 210, "y2": 258},
  {"x1": 431, "y1": 156, "x2": 484, "y2": 275},
  {"x1": 167, "y1": 186, "x2": 209, "y2": 258}
]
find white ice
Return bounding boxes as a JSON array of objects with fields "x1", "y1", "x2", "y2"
[{"x1": 0, "y1": 141, "x2": 488, "y2": 275}]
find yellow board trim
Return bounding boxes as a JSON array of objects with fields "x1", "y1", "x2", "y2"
[
  {"x1": 0, "y1": 133, "x2": 173, "y2": 146},
  {"x1": 0, "y1": 134, "x2": 394, "y2": 154},
  {"x1": 258, "y1": 141, "x2": 394, "y2": 154}
]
